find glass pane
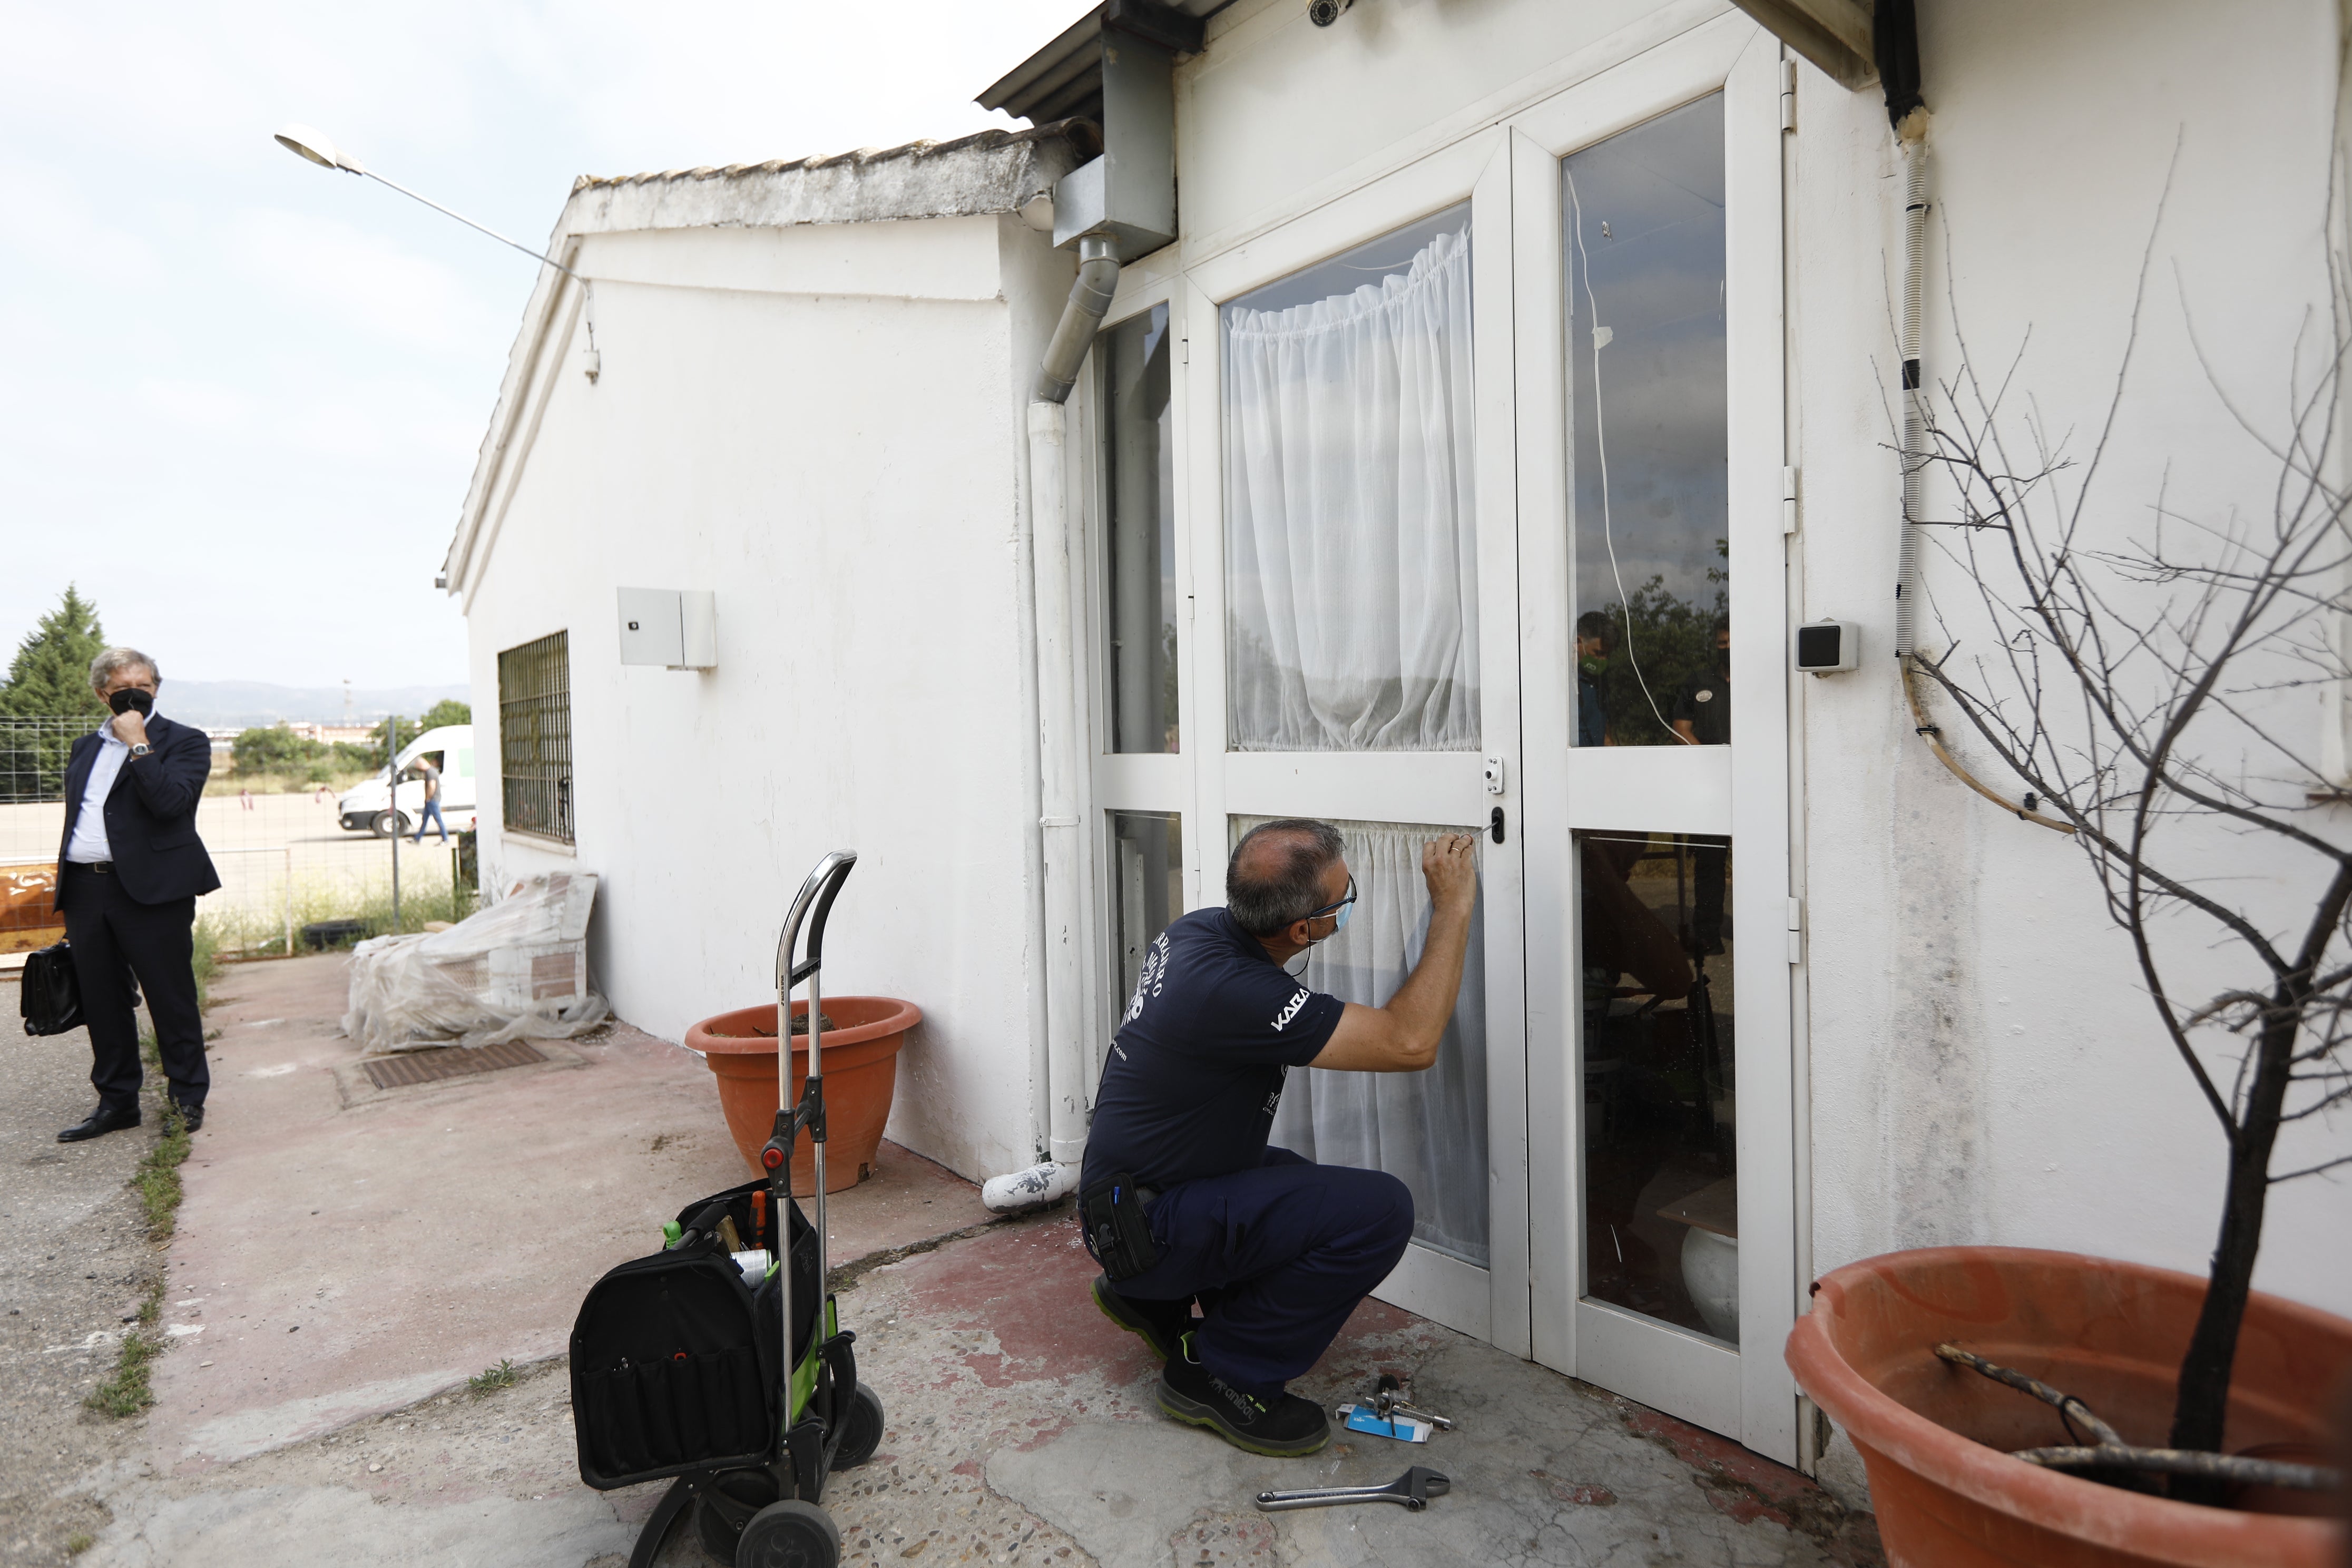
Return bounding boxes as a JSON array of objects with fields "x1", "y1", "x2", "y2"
[
  {"x1": 1579, "y1": 830, "x2": 1736, "y2": 1342},
  {"x1": 1237, "y1": 815, "x2": 1491, "y2": 1267},
  {"x1": 1564, "y1": 95, "x2": 1728, "y2": 749},
  {"x1": 1103, "y1": 305, "x2": 1179, "y2": 753},
  {"x1": 1109, "y1": 811, "x2": 1184, "y2": 1025},
  {"x1": 1223, "y1": 205, "x2": 1479, "y2": 752}
]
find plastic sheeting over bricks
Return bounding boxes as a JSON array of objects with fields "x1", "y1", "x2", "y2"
[{"x1": 340, "y1": 872, "x2": 607, "y2": 1053}]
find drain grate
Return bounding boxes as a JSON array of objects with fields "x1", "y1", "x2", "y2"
[{"x1": 363, "y1": 1038, "x2": 547, "y2": 1091}]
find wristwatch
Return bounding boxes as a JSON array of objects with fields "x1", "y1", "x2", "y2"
[{"x1": 129, "y1": 743, "x2": 152, "y2": 758}]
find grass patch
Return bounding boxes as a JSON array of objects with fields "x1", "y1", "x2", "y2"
[
  {"x1": 196, "y1": 866, "x2": 475, "y2": 957},
  {"x1": 468, "y1": 1358, "x2": 519, "y2": 1396},
  {"x1": 66, "y1": 1534, "x2": 93, "y2": 1556},
  {"x1": 85, "y1": 1308, "x2": 163, "y2": 1419},
  {"x1": 86, "y1": 1106, "x2": 193, "y2": 1419},
  {"x1": 138, "y1": 1108, "x2": 192, "y2": 1242}
]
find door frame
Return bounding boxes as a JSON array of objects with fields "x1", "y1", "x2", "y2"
[{"x1": 1508, "y1": 20, "x2": 1799, "y2": 1461}]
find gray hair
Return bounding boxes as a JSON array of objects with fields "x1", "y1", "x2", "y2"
[
  {"x1": 89, "y1": 647, "x2": 160, "y2": 695},
  {"x1": 1227, "y1": 819, "x2": 1347, "y2": 937}
]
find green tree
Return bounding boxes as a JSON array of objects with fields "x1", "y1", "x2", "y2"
[
  {"x1": 0, "y1": 585, "x2": 109, "y2": 719},
  {"x1": 369, "y1": 700, "x2": 470, "y2": 766},
  {"x1": 232, "y1": 724, "x2": 329, "y2": 775}
]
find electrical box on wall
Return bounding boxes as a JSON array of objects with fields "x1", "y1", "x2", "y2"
[
  {"x1": 617, "y1": 588, "x2": 717, "y2": 670},
  {"x1": 1793, "y1": 621, "x2": 1860, "y2": 674}
]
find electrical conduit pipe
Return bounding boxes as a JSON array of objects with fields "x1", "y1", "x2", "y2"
[{"x1": 984, "y1": 234, "x2": 1121, "y2": 1214}]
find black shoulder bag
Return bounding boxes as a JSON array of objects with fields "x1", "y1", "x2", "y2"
[{"x1": 21, "y1": 939, "x2": 82, "y2": 1036}]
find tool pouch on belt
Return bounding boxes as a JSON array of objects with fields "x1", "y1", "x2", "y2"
[{"x1": 1079, "y1": 1173, "x2": 1159, "y2": 1283}]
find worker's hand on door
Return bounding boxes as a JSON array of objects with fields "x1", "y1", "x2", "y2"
[{"x1": 1420, "y1": 834, "x2": 1478, "y2": 914}]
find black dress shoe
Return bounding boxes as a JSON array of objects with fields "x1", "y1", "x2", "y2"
[
  {"x1": 169, "y1": 1101, "x2": 204, "y2": 1133},
  {"x1": 58, "y1": 1105, "x2": 142, "y2": 1143}
]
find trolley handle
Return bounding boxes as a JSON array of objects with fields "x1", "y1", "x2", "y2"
[{"x1": 775, "y1": 850, "x2": 857, "y2": 990}]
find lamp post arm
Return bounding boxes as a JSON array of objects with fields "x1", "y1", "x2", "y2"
[{"x1": 357, "y1": 168, "x2": 584, "y2": 283}]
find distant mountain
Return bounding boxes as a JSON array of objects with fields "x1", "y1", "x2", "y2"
[{"x1": 158, "y1": 680, "x2": 472, "y2": 729}]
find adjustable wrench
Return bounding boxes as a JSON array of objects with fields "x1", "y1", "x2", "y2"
[{"x1": 1255, "y1": 1466, "x2": 1451, "y2": 1513}]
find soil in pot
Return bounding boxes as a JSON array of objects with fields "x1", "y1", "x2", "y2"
[
  {"x1": 1787, "y1": 1246, "x2": 2349, "y2": 1568},
  {"x1": 687, "y1": 996, "x2": 922, "y2": 1193}
]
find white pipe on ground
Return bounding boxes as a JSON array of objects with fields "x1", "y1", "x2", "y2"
[{"x1": 988, "y1": 235, "x2": 1121, "y2": 1214}]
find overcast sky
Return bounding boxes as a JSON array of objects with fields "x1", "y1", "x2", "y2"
[{"x1": 1, "y1": 1, "x2": 1080, "y2": 692}]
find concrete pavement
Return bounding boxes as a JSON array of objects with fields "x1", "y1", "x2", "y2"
[{"x1": 19, "y1": 952, "x2": 1882, "y2": 1568}]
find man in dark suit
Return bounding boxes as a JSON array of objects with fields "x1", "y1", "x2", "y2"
[{"x1": 54, "y1": 648, "x2": 221, "y2": 1142}]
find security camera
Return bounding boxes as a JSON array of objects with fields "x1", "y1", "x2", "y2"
[{"x1": 1309, "y1": 0, "x2": 1352, "y2": 25}]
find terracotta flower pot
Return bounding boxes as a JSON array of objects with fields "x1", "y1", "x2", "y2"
[
  {"x1": 685, "y1": 996, "x2": 922, "y2": 1193},
  {"x1": 1786, "y1": 1246, "x2": 2350, "y2": 1567}
]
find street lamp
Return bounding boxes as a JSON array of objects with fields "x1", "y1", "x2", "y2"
[{"x1": 271, "y1": 123, "x2": 599, "y2": 378}]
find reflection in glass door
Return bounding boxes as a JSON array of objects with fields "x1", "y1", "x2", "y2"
[{"x1": 1580, "y1": 831, "x2": 1736, "y2": 1341}]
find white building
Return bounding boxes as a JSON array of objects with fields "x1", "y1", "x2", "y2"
[{"x1": 444, "y1": 0, "x2": 2352, "y2": 1467}]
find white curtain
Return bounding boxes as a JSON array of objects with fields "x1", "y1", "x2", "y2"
[
  {"x1": 1248, "y1": 817, "x2": 1491, "y2": 1267},
  {"x1": 1224, "y1": 228, "x2": 1479, "y2": 751}
]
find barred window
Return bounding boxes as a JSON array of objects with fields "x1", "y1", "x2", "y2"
[{"x1": 498, "y1": 631, "x2": 573, "y2": 843}]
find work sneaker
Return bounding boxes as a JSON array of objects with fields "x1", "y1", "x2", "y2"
[
  {"x1": 1091, "y1": 1275, "x2": 1192, "y2": 1363},
  {"x1": 1158, "y1": 1332, "x2": 1330, "y2": 1457}
]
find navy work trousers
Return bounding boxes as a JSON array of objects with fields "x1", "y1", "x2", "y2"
[
  {"x1": 58, "y1": 863, "x2": 208, "y2": 1114},
  {"x1": 1114, "y1": 1148, "x2": 1413, "y2": 1396}
]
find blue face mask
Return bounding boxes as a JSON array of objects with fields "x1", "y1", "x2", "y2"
[{"x1": 1332, "y1": 901, "x2": 1351, "y2": 934}]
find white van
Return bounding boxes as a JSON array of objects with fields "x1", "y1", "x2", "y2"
[{"x1": 338, "y1": 725, "x2": 478, "y2": 837}]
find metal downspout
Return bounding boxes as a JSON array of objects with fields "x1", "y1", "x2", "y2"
[{"x1": 986, "y1": 234, "x2": 1122, "y2": 1213}]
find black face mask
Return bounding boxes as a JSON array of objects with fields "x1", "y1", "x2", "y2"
[{"x1": 107, "y1": 688, "x2": 154, "y2": 717}]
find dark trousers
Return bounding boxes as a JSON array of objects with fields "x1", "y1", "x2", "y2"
[
  {"x1": 58, "y1": 864, "x2": 208, "y2": 1114},
  {"x1": 1116, "y1": 1148, "x2": 1413, "y2": 1396}
]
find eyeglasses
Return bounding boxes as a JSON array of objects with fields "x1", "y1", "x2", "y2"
[{"x1": 1302, "y1": 875, "x2": 1357, "y2": 924}]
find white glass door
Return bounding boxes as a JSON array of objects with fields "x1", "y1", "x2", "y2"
[
  {"x1": 1183, "y1": 137, "x2": 1532, "y2": 1356},
  {"x1": 1512, "y1": 23, "x2": 1799, "y2": 1460}
]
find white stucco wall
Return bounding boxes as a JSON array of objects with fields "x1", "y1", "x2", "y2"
[
  {"x1": 460, "y1": 212, "x2": 1068, "y2": 1184},
  {"x1": 1790, "y1": 0, "x2": 2352, "y2": 1314},
  {"x1": 1179, "y1": 0, "x2": 2352, "y2": 1320}
]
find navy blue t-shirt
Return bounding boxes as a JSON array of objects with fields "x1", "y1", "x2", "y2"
[{"x1": 1081, "y1": 907, "x2": 1346, "y2": 1193}]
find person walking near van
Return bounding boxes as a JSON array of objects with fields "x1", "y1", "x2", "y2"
[
  {"x1": 54, "y1": 647, "x2": 220, "y2": 1141},
  {"x1": 410, "y1": 754, "x2": 448, "y2": 845}
]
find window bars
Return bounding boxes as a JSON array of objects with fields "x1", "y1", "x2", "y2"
[{"x1": 498, "y1": 631, "x2": 573, "y2": 843}]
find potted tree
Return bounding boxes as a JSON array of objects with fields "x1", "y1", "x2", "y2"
[{"x1": 1786, "y1": 226, "x2": 2352, "y2": 1561}]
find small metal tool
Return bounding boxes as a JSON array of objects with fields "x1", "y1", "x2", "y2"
[
  {"x1": 1370, "y1": 1373, "x2": 1455, "y2": 1431},
  {"x1": 1255, "y1": 1466, "x2": 1451, "y2": 1513}
]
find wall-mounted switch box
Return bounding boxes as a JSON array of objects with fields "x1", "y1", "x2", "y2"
[
  {"x1": 1793, "y1": 621, "x2": 1859, "y2": 674},
  {"x1": 618, "y1": 588, "x2": 718, "y2": 670}
]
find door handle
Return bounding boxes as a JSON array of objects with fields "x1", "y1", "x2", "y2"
[{"x1": 1489, "y1": 806, "x2": 1505, "y2": 845}]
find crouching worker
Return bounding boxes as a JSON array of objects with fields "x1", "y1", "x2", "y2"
[{"x1": 1079, "y1": 819, "x2": 1478, "y2": 1456}]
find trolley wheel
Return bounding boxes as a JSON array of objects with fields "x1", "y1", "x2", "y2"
[
  {"x1": 695, "y1": 1468, "x2": 779, "y2": 1564},
  {"x1": 832, "y1": 1384, "x2": 885, "y2": 1471},
  {"x1": 734, "y1": 1500, "x2": 839, "y2": 1568}
]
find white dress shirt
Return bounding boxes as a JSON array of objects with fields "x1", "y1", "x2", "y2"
[{"x1": 65, "y1": 713, "x2": 152, "y2": 865}]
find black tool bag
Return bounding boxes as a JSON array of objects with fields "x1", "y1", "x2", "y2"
[
  {"x1": 571, "y1": 1179, "x2": 822, "y2": 1491},
  {"x1": 20, "y1": 940, "x2": 81, "y2": 1037}
]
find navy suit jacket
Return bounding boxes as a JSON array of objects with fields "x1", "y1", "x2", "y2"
[{"x1": 55, "y1": 714, "x2": 223, "y2": 907}]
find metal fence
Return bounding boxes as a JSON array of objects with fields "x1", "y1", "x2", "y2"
[{"x1": 0, "y1": 714, "x2": 475, "y2": 961}]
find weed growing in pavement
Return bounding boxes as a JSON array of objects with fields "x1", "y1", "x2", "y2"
[
  {"x1": 65, "y1": 1534, "x2": 93, "y2": 1557},
  {"x1": 85, "y1": 1309, "x2": 162, "y2": 1418},
  {"x1": 87, "y1": 1107, "x2": 192, "y2": 1419},
  {"x1": 138, "y1": 1106, "x2": 191, "y2": 1242},
  {"x1": 469, "y1": 1359, "x2": 519, "y2": 1396}
]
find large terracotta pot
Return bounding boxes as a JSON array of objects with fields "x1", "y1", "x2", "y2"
[
  {"x1": 686, "y1": 996, "x2": 921, "y2": 1193},
  {"x1": 1786, "y1": 1246, "x2": 2350, "y2": 1567}
]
